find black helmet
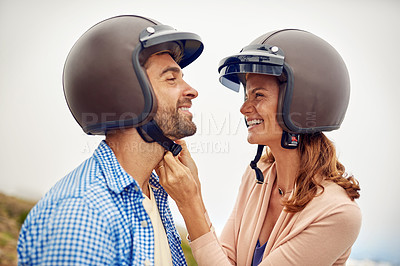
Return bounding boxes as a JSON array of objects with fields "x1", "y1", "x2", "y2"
[
  {"x1": 63, "y1": 15, "x2": 203, "y2": 155},
  {"x1": 218, "y1": 29, "x2": 350, "y2": 182}
]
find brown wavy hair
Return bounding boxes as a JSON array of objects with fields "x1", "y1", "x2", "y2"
[{"x1": 262, "y1": 132, "x2": 360, "y2": 213}]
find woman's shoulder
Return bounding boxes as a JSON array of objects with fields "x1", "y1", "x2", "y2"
[
  {"x1": 320, "y1": 180, "x2": 358, "y2": 204},
  {"x1": 302, "y1": 180, "x2": 362, "y2": 238},
  {"x1": 303, "y1": 180, "x2": 361, "y2": 222}
]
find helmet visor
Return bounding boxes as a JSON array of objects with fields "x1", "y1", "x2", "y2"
[
  {"x1": 218, "y1": 45, "x2": 285, "y2": 92},
  {"x1": 139, "y1": 25, "x2": 204, "y2": 68}
]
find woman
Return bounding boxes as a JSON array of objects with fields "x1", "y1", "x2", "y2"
[{"x1": 157, "y1": 29, "x2": 361, "y2": 265}]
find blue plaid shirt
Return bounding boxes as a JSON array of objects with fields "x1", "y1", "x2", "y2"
[{"x1": 18, "y1": 140, "x2": 187, "y2": 265}]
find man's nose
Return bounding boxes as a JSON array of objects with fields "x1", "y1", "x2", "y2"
[{"x1": 182, "y1": 81, "x2": 198, "y2": 99}]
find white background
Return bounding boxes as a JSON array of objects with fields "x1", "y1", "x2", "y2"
[{"x1": 1, "y1": 0, "x2": 399, "y2": 263}]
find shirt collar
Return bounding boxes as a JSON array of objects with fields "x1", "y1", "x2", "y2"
[
  {"x1": 93, "y1": 140, "x2": 164, "y2": 195},
  {"x1": 149, "y1": 172, "x2": 162, "y2": 190},
  {"x1": 93, "y1": 140, "x2": 138, "y2": 194}
]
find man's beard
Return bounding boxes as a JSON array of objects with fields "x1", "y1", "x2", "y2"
[{"x1": 154, "y1": 100, "x2": 197, "y2": 140}]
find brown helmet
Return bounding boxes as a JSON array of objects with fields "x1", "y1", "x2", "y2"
[
  {"x1": 218, "y1": 29, "x2": 350, "y2": 183},
  {"x1": 63, "y1": 15, "x2": 203, "y2": 155},
  {"x1": 218, "y1": 29, "x2": 350, "y2": 135}
]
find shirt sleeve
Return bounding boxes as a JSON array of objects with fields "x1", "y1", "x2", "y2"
[
  {"x1": 259, "y1": 203, "x2": 362, "y2": 266},
  {"x1": 18, "y1": 197, "x2": 117, "y2": 265}
]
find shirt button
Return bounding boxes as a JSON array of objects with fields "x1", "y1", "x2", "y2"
[
  {"x1": 141, "y1": 220, "x2": 148, "y2": 227},
  {"x1": 134, "y1": 186, "x2": 139, "y2": 192},
  {"x1": 143, "y1": 259, "x2": 151, "y2": 266}
]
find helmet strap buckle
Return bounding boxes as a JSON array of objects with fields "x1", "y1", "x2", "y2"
[{"x1": 281, "y1": 131, "x2": 300, "y2": 149}]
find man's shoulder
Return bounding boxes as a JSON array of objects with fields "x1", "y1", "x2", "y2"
[
  {"x1": 19, "y1": 156, "x2": 119, "y2": 242},
  {"x1": 24, "y1": 156, "x2": 106, "y2": 223},
  {"x1": 17, "y1": 154, "x2": 119, "y2": 265},
  {"x1": 44, "y1": 156, "x2": 101, "y2": 202}
]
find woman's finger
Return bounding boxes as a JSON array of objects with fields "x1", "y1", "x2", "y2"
[
  {"x1": 175, "y1": 139, "x2": 190, "y2": 156},
  {"x1": 174, "y1": 140, "x2": 199, "y2": 182},
  {"x1": 155, "y1": 161, "x2": 166, "y2": 178},
  {"x1": 163, "y1": 151, "x2": 185, "y2": 169},
  {"x1": 176, "y1": 140, "x2": 194, "y2": 164}
]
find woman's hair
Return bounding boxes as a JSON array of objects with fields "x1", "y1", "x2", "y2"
[{"x1": 262, "y1": 132, "x2": 360, "y2": 213}]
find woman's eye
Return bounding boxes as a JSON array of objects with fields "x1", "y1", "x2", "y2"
[{"x1": 255, "y1": 93, "x2": 264, "y2": 98}]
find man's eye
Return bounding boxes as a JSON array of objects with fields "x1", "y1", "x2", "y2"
[
  {"x1": 255, "y1": 93, "x2": 264, "y2": 98},
  {"x1": 166, "y1": 78, "x2": 176, "y2": 84}
]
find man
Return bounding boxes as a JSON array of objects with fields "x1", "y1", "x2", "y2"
[{"x1": 17, "y1": 15, "x2": 203, "y2": 265}]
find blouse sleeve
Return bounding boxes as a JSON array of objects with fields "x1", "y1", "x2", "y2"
[
  {"x1": 189, "y1": 167, "x2": 254, "y2": 266},
  {"x1": 189, "y1": 205, "x2": 238, "y2": 265}
]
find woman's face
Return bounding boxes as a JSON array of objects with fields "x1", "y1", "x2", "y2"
[{"x1": 240, "y1": 73, "x2": 282, "y2": 146}]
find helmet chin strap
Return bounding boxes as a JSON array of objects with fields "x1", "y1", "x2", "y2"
[
  {"x1": 250, "y1": 132, "x2": 300, "y2": 184},
  {"x1": 137, "y1": 120, "x2": 182, "y2": 156},
  {"x1": 250, "y1": 145, "x2": 265, "y2": 184}
]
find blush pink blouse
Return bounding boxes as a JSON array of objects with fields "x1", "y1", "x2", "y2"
[{"x1": 190, "y1": 161, "x2": 362, "y2": 266}]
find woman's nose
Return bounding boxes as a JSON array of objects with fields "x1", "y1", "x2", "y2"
[{"x1": 240, "y1": 99, "x2": 252, "y2": 115}]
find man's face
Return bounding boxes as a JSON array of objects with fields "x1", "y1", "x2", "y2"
[{"x1": 145, "y1": 53, "x2": 198, "y2": 140}]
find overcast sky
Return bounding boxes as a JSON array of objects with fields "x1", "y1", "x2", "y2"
[{"x1": 1, "y1": 0, "x2": 399, "y2": 263}]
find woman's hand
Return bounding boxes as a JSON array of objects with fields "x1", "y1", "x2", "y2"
[
  {"x1": 157, "y1": 150, "x2": 200, "y2": 209},
  {"x1": 175, "y1": 140, "x2": 201, "y2": 190},
  {"x1": 156, "y1": 141, "x2": 209, "y2": 240},
  {"x1": 156, "y1": 139, "x2": 201, "y2": 192}
]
